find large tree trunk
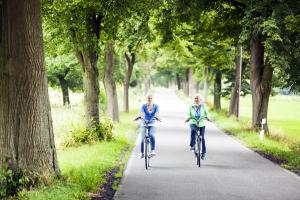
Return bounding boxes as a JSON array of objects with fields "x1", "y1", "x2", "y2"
[
  {"x1": 250, "y1": 35, "x2": 273, "y2": 130},
  {"x1": 214, "y1": 71, "x2": 222, "y2": 111},
  {"x1": 0, "y1": 0, "x2": 59, "y2": 175},
  {"x1": 204, "y1": 67, "x2": 209, "y2": 102},
  {"x1": 103, "y1": 41, "x2": 119, "y2": 122},
  {"x1": 229, "y1": 46, "x2": 242, "y2": 117},
  {"x1": 124, "y1": 52, "x2": 135, "y2": 113},
  {"x1": 58, "y1": 77, "x2": 70, "y2": 106},
  {"x1": 176, "y1": 73, "x2": 181, "y2": 90},
  {"x1": 73, "y1": 13, "x2": 102, "y2": 129}
]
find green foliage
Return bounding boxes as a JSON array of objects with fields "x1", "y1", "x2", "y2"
[
  {"x1": 0, "y1": 163, "x2": 32, "y2": 198},
  {"x1": 222, "y1": 61, "x2": 251, "y2": 99},
  {"x1": 46, "y1": 54, "x2": 83, "y2": 92},
  {"x1": 99, "y1": 85, "x2": 107, "y2": 110},
  {"x1": 62, "y1": 117, "x2": 114, "y2": 147},
  {"x1": 22, "y1": 110, "x2": 139, "y2": 200}
]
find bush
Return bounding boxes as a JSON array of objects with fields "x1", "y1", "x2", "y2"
[
  {"x1": 62, "y1": 117, "x2": 114, "y2": 147},
  {"x1": 98, "y1": 117, "x2": 114, "y2": 141},
  {"x1": 0, "y1": 163, "x2": 29, "y2": 198}
]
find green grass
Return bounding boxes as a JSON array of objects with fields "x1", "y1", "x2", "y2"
[
  {"x1": 209, "y1": 108, "x2": 300, "y2": 173},
  {"x1": 208, "y1": 95, "x2": 300, "y2": 143},
  {"x1": 17, "y1": 88, "x2": 140, "y2": 200},
  {"x1": 20, "y1": 110, "x2": 138, "y2": 200}
]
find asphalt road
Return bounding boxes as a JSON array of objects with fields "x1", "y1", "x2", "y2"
[{"x1": 114, "y1": 89, "x2": 300, "y2": 200}]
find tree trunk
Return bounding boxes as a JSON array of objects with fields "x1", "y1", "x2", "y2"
[
  {"x1": 176, "y1": 73, "x2": 181, "y2": 90},
  {"x1": 103, "y1": 41, "x2": 119, "y2": 122},
  {"x1": 204, "y1": 67, "x2": 209, "y2": 102},
  {"x1": 214, "y1": 71, "x2": 222, "y2": 111},
  {"x1": 229, "y1": 46, "x2": 242, "y2": 117},
  {"x1": 0, "y1": 0, "x2": 59, "y2": 175},
  {"x1": 124, "y1": 52, "x2": 135, "y2": 113},
  {"x1": 58, "y1": 77, "x2": 70, "y2": 106},
  {"x1": 250, "y1": 35, "x2": 273, "y2": 130},
  {"x1": 182, "y1": 68, "x2": 189, "y2": 96},
  {"x1": 73, "y1": 13, "x2": 102, "y2": 129},
  {"x1": 188, "y1": 67, "x2": 194, "y2": 97}
]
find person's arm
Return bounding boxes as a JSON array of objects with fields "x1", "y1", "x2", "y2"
[
  {"x1": 185, "y1": 106, "x2": 192, "y2": 123},
  {"x1": 203, "y1": 104, "x2": 212, "y2": 122},
  {"x1": 155, "y1": 105, "x2": 162, "y2": 122}
]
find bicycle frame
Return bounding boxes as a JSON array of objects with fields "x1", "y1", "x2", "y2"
[
  {"x1": 191, "y1": 118, "x2": 209, "y2": 168},
  {"x1": 137, "y1": 117, "x2": 157, "y2": 170},
  {"x1": 194, "y1": 125, "x2": 202, "y2": 167}
]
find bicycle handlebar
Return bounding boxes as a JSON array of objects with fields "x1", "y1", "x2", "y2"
[
  {"x1": 134, "y1": 116, "x2": 161, "y2": 123},
  {"x1": 185, "y1": 117, "x2": 212, "y2": 123}
]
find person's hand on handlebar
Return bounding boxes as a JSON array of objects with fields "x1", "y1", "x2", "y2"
[
  {"x1": 155, "y1": 117, "x2": 162, "y2": 122},
  {"x1": 134, "y1": 116, "x2": 141, "y2": 121},
  {"x1": 206, "y1": 117, "x2": 212, "y2": 122},
  {"x1": 185, "y1": 118, "x2": 190, "y2": 123}
]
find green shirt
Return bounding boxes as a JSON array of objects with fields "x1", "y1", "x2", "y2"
[{"x1": 187, "y1": 103, "x2": 210, "y2": 127}]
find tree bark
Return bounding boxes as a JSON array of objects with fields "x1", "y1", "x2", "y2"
[
  {"x1": 103, "y1": 41, "x2": 119, "y2": 122},
  {"x1": 73, "y1": 13, "x2": 102, "y2": 129},
  {"x1": 214, "y1": 71, "x2": 222, "y2": 111},
  {"x1": 0, "y1": 0, "x2": 59, "y2": 175},
  {"x1": 250, "y1": 35, "x2": 273, "y2": 130},
  {"x1": 58, "y1": 77, "x2": 70, "y2": 106},
  {"x1": 176, "y1": 73, "x2": 181, "y2": 90},
  {"x1": 229, "y1": 46, "x2": 242, "y2": 117},
  {"x1": 124, "y1": 52, "x2": 135, "y2": 113}
]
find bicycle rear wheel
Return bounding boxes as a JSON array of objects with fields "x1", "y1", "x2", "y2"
[{"x1": 197, "y1": 136, "x2": 201, "y2": 167}]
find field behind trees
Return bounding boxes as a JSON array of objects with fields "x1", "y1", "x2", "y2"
[{"x1": 216, "y1": 95, "x2": 300, "y2": 143}]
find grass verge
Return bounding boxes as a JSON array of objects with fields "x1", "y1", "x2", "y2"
[
  {"x1": 18, "y1": 110, "x2": 139, "y2": 200},
  {"x1": 209, "y1": 108, "x2": 300, "y2": 175}
]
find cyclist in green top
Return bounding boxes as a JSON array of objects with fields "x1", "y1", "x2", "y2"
[{"x1": 185, "y1": 94, "x2": 211, "y2": 160}]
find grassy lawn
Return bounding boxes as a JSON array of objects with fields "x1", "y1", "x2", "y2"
[
  {"x1": 209, "y1": 94, "x2": 300, "y2": 144},
  {"x1": 17, "y1": 88, "x2": 140, "y2": 199},
  {"x1": 209, "y1": 109, "x2": 300, "y2": 173}
]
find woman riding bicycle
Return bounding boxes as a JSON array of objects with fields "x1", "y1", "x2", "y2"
[
  {"x1": 185, "y1": 94, "x2": 211, "y2": 160},
  {"x1": 135, "y1": 94, "x2": 161, "y2": 159}
]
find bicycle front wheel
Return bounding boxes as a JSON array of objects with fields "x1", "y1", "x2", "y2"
[
  {"x1": 145, "y1": 139, "x2": 149, "y2": 170},
  {"x1": 197, "y1": 137, "x2": 201, "y2": 167}
]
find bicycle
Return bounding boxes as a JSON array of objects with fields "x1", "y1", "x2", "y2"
[
  {"x1": 186, "y1": 117, "x2": 211, "y2": 168},
  {"x1": 134, "y1": 116, "x2": 160, "y2": 170}
]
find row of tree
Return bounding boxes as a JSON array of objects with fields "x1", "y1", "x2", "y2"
[{"x1": 152, "y1": 0, "x2": 300, "y2": 130}]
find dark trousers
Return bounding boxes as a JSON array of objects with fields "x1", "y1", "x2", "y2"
[{"x1": 190, "y1": 124, "x2": 206, "y2": 154}]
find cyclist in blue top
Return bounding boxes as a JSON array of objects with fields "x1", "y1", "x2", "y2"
[{"x1": 135, "y1": 94, "x2": 161, "y2": 159}]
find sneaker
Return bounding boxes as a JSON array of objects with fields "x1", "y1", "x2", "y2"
[
  {"x1": 190, "y1": 146, "x2": 195, "y2": 151},
  {"x1": 201, "y1": 153, "x2": 206, "y2": 160},
  {"x1": 150, "y1": 150, "x2": 156, "y2": 156},
  {"x1": 139, "y1": 153, "x2": 144, "y2": 159}
]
